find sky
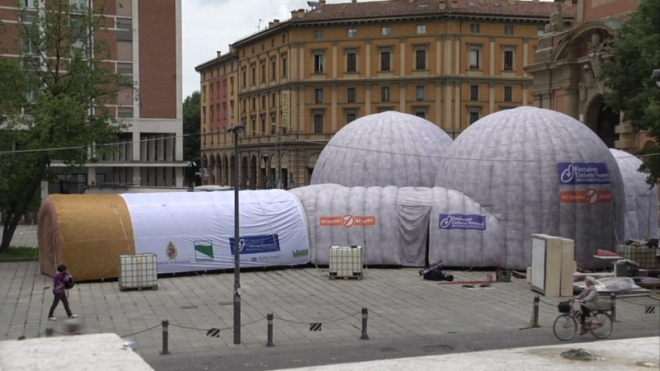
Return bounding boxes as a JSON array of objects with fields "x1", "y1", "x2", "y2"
[
  {"x1": 184, "y1": 0, "x2": 421, "y2": 98},
  {"x1": 181, "y1": 0, "x2": 552, "y2": 99},
  {"x1": 182, "y1": 0, "x2": 355, "y2": 98}
]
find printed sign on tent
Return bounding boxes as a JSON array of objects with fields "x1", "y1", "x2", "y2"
[
  {"x1": 438, "y1": 214, "x2": 487, "y2": 230},
  {"x1": 229, "y1": 234, "x2": 281, "y2": 255},
  {"x1": 194, "y1": 240, "x2": 214, "y2": 260},
  {"x1": 560, "y1": 189, "x2": 612, "y2": 204},
  {"x1": 320, "y1": 214, "x2": 377, "y2": 227},
  {"x1": 557, "y1": 162, "x2": 610, "y2": 185}
]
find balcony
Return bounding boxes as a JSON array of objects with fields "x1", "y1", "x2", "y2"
[{"x1": 202, "y1": 131, "x2": 333, "y2": 151}]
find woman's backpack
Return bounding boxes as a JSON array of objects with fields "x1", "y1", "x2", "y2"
[{"x1": 64, "y1": 276, "x2": 75, "y2": 290}]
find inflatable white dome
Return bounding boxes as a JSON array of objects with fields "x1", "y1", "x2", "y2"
[
  {"x1": 610, "y1": 149, "x2": 658, "y2": 240},
  {"x1": 310, "y1": 111, "x2": 453, "y2": 187},
  {"x1": 435, "y1": 107, "x2": 625, "y2": 269}
]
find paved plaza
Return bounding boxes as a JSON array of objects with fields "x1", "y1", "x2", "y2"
[{"x1": 1, "y1": 226, "x2": 659, "y2": 359}]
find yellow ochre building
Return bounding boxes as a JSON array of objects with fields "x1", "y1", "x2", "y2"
[{"x1": 196, "y1": 0, "x2": 574, "y2": 189}]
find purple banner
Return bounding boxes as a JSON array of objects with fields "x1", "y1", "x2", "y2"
[
  {"x1": 230, "y1": 234, "x2": 280, "y2": 255},
  {"x1": 439, "y1": 214, "x2": 486, "y2": 231},
  {"x1": 557, "y1": 162, "x2": 610, "y2": 185}
]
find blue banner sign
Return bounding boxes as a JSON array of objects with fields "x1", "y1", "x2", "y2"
[
  {"x1": 439, "y1": 214, "x2": 486, "y2": 230},
  {"x1": 230, "y1": 234, "x2": 281, "y2": 255},
  {"x1": 557, "y1": 162, "x2": 610, "y2": 185}
]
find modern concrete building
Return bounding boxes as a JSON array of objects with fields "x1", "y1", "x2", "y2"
[
  {"x1": 0, "y1": 0, "x2": 186, "y2": 194},
  {"x1": 196, "y1": 0, "x2": 575, "y2": 189},
  {"x1": 525, "y1": 0, "x2": 651, "y2": 152}
]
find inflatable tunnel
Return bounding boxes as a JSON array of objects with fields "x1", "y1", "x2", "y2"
[{"x1": 38, "y1": 190, "x2": 310, "y2": 281}]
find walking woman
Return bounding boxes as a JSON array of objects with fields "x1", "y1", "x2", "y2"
[{"x1": 48, "y1": 264, "x2": 77, "y2": 321}]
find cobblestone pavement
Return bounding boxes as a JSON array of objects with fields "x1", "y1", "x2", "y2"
[{"x1": 1, "y1": 256, "x2": 658, "y2": 359}]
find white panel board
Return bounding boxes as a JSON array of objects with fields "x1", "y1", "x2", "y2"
[{"x1": 531, "y1": 235, "x2": 547, "y2": 294}]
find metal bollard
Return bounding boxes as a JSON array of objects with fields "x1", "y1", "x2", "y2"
[
  {"x1": 160, "y1": 320, "x2": 170, "y2": 355},
  {"x1": 266, "y1": 313, "x2": 274, "y2": 347},
  {"x1": 360, "y1": 307, "x2": 369, "y2": 340},
  {"x1": 531, "y1": 296, "x2": 540, "y2": 328},
  {"x1": 610, "y1": 293, "x2": 619, "y2": 322}
]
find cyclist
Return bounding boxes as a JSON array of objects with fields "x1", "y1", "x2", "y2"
[{"x1": 575, "y1": 276, "x2": 599, "y2": 334}]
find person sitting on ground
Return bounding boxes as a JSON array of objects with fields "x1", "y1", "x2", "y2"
[{"x1": 575, "y1": 276, "x2": 599, "y2": 334}]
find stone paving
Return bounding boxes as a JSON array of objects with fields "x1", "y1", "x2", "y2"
[
  {"x1": 5, "y1": 224, "x2": 38, "y2": 249},
  {"x1": 1, "y1": 226, "x2": 659, "y2": 358}
]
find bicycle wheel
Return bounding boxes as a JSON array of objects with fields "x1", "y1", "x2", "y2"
[
  {"x1": 590, "y1": 312, "x2": 612, "y2": 339},
  {"x1": 553, "y1": 314, "x2": 577, "y2": 341}
]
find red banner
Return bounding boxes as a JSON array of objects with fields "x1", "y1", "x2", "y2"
[
  {"x1": 320, "y1": 214, "x2": 377, "y2": 227},
  {"x1": 560, "y1": 189, "x2": 612, "y2": 205}
]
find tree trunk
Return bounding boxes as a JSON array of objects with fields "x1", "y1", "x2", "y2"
[
  {"x1": 0, "y1": 154, "x2": 49, "y2": 253},
  {"x1": 0, "y1": 214, "x2": 21, "y2": 253}
]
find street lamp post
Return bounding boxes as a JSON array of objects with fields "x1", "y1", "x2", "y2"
[
  {"x1": 228, "y1": 123, "x2": 245, "y2": 345},
  {"x1": 272, "y1": 123, "x2": 281, "y2": 189}
]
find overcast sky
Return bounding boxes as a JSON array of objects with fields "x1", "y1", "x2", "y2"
[
  {"x1": 181, "y1": 0, "x2": 551, "y2": 99},
  {"x1": 182, "y1": 0, "x2": 340, "y2": 98}
]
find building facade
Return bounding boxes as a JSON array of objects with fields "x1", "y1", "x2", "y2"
[
  {"x1": 526, "y1": 0, "x2": 651, "y2": 151},
  {"x1": 0, "y1": 0, "x2": 186, "y2": 194},
  {"x1": 197, "y1": 0, "x2": 574, "y2": 189}
]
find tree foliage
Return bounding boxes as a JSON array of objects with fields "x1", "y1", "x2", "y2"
[
  {"x1": 183, "y1": 91, "x2": 201, "y2": 186},
  {"x1": 183, "y1": 91, "x2": 200, "y2": 162},
  {"x1": 0, "y1": 0, "x2": 128, "y2": 251},
  {"x1": 601, "y1": 0, "x2": 660, "y2": 185}
]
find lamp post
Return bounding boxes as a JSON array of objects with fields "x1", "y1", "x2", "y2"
[
  {"x1": 228, "y1": 123, "x2": 245, "y2": 345},
  {"x1": 272, "y1": 122, "x2": 282, "y2": 189}
]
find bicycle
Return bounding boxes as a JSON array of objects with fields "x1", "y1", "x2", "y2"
[{"x1": 552, "y1": 299, "x2": 613, "y2": 341}]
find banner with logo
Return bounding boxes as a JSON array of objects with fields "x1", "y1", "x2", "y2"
[
  {"x1": 439, "y1": 214, "x2": 486, "y2": 230},
  {"x1": 557, "y1": 162, "x2": 610, "y2": 185},
  {"x1": 319, "y1": 214, "x2": 377, "y2": 227},
  {"x1": 120, "y1": 190, "x2": 310, "y2": 274},
  {"x1": 559, "y1": 189, "x2": 613, "y2": 205}
]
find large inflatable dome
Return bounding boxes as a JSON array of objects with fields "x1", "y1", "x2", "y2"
[
  {"x1": 310, "y1": 111, "x2": 453, "y2": 187},
  {"x1": 610, "y1": 149, "x2": 658, "y2": 240},
  {"x1": 435, "y1": 106, "x2": 625, "y2": 269}
]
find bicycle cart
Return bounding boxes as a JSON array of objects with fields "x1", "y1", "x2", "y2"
[{"x1": 553, "y1": 299, "x2": 613, "y2": 341}]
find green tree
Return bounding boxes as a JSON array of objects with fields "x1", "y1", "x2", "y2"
[
  {"x1": 0, "y1": 0, "x2": 128, "y2": 252},
  {"x1": 183, "y1": 91, "x2": 201, "y2": 186},
  {"x1": 601, "y1": 0, "x2": 660, "y2": 185}
]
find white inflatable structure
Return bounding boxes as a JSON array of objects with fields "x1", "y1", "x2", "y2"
[
  {"x1": 310, "y1": 111, "x2": 453, "y2": 187},
  {"x1": 290, "y1": 184, "x2": 503, "y2": 267},
  {"x1": 435, "y1": 107, "x2": 625, "y2": 269},
  {"x1": 610, "y1": 149, "x2": 658, "y2": 241},
  {"x1": 291, "y1": 184, "x2": 401, "y2": 265},
  {"x1": 39, "y1": 190, "x2": 311, "y2": 280},
  {"x1": 121, "y1": 190, "x2": 310, "y2": 273},
  {"x1": 40, "y1": 108, "x2": 656, "y2": 279}
]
